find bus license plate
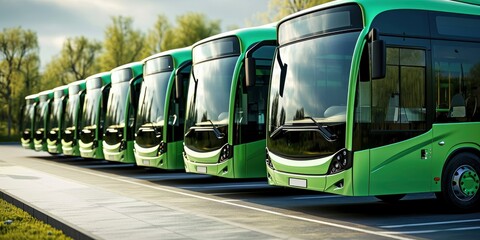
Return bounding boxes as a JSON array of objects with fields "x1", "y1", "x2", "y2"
[
  {"x1": 289, "y1": 178, "x2": 307, "y2": 188},
  {"x1": 196, "y1": 166, "x2": 207, "y2": 173},
  {"x1": 142, "y1": 160, "x2": 150, "y2": 165}
]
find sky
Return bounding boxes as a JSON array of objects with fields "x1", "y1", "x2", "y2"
[{"x1": 0, "y1": 0, "x2": 270, "y2": 69}]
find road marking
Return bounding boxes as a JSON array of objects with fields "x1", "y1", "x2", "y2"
[
  {"x1": 380, "y1": 226, "x2": 480, "y2": 235},
  {"x1": 180, "y1": 183, "x2": 268, "y2": 189},
  {"x1": 80, "y1": 164, "x2": 136, "y2": 168},
  {"x1": 221, "y1": 199, "x2": 243, "y2": 202},
  {"x1": 380, "y1": 218, "x2": 480, "y2": 228},
  {"x1": 42, "y1": 161, "x2": 414, "y2": 240},
  {"x1": 213, "y1": 192, "x2": 257, "y2": 196},
  {"x1": 293, "y1": 195, "x2": 342, "y2": 200}
]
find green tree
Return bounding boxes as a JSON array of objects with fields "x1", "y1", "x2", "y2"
[
  {"x1": 40, "y1": 57, "x2": 69, "y2": 91},
  {"x1": 99, "y1": 16, "x2": 147, "y2": 70},
  {"x1": 0, "y1": 27, "x2": 39, "y2": 137},
  {"x1": 60, "y1": 36, "x2": 102, "y2": 83},
  {"x1": 161, "y1": 12, "x2": 221, "y2": 51},
  {"x1": 40, "y1": 36, "x2": 101, "y2": 91},
  {"x1": 144, "y1": 14, "x2": 171, "y2": 55}
]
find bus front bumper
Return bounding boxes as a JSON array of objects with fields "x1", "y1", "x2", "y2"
[
  {"x1": 21, "y1": 138, "x2": 31, "y2": 149},
  {"x1": 47, "y1": 139, "x2": 61, "y2": 154},
  {"x1": 79, "y1": 140, "x2": 102, "y2": 159},
  {"x1": 134, "y1": 144, "x2": 164, "y2": 168},
  {"x1": 103, "y1": 142, "x2": 125, "y2": 162},
  {"x1": 266, "y1": 166, "x2": 353, "y2": 196},
  {"x1": 183, "y1": 145, "x2": 234, "y2": 178},
  {"x1": 61, "y1": 139, "x2": 79, "y2": 156}
]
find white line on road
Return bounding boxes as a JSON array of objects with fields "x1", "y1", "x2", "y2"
[
  {"x1": 42, "y1": 161, "x2": 414, "y2": 240},
  {"x1": 380, "y1": 226, "x2": 480, "y2": 235},
  {"x1": 180, "y1": 183, "x2": 268, "y2": 189},
  {"x1": 293, "y1": 195, "x2": 342, "y2": 200},
  {"x1": 380, "y1": 218, "x2": 480, "y2": 228}
]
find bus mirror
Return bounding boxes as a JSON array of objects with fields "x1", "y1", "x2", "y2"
[
  {"x1": 371, "y1": 40, "x2": 386, "y2": 79},
  {"x1": 129, "y1": 88, "x2": 136, "y2": 108},
  {"x1": 129, "y1": 74, "x2": 142, "y2": 108},
  {"x1": 175, "y1": 74, "x2": 183, "y2": 100},
  {"x1": 245, "y1": 56, "x2": 256, "y2": 87},
  {"x1": 279, "y1": 63, "x2": 288, "y2": 97},
  {"x1": 101, "y1": 83, "x2": 111, "y2": 112},
  {"x1": 368, "y1": 28, "x2": 386, "y2": 80},
  {"x1": 174, "y1": 61, "x2": 192, "y2": 100}
]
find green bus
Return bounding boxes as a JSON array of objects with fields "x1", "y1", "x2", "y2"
[
  {"x1": 103, "y1": 62, "x2": 143, "y2": 163},
  {"x1": 79, "y1": 72, "x2": 112, "y2": 159},
  {"x1": 266, "y1": 0, "x2": 480, "y2": 210},
  {"x1": 134, "y1": 47, "x2": 192, "y2": 169},
  {"x1": 62, "y1": 80, "x2": 87, "y2": 156},
  {"x1": 33, "y1": 90, "x2": 54, "y2": 152},
  {"x1": 20, "y1": 94, "x2": 39, "y2": 149},
  {"x1": 46, "y1": 85, "x2": 69, "y2": 154},
  {"x1": 183, "y1": 25, "x2": 277, "y2": 178}
]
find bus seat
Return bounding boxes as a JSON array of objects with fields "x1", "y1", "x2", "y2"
[
  {"x1": 449, "y1": 93, "x2": 466, "y2": 118},
  {"x1": 385, "y1": 94, "x2": 399, "y2": 122}
]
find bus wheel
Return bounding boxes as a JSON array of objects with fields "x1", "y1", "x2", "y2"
[
  {"x1": 375, "y1": 194, "x2": 405, "y2": 202},
  {"x1": 441, "y1": 152, "x2": 480, "y2": 211}
]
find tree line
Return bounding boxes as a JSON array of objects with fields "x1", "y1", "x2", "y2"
[{"x1": 0, "y1": 0, "x2": 329, "y2": 139}]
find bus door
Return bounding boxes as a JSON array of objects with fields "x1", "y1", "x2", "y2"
[{"x1": 368, "y1": 37, "x2": 433, "y2": 195}]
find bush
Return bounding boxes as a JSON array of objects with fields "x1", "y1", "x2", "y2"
[{"x1": 0, "y1": 199, "x2": 72, "y2": 240}]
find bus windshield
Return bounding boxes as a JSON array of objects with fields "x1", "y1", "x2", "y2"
[
  {"x1": 135, "y1": 71, "x2": 172, "y2": 129},
  {"x1": 35, "y1": 101, "x2": 47, "y2": 131},
  {"x1": 48, "y1": 99, "x2": 62, "y2": 140},
  {"x1": 81, "y1": 88, "x2": 101, "y2": 129},
  {"x1": 268, "y1": 7, "x2": 361, "y2": 158},
  {"x1": 184, "y1": 36, "x2": 240, "y2": 152},
  {"x1": 105, "y1": 81, "x2": 129, "y2": 129},
  {"x1": 184, "y1": 56, "x2": 237, "y2": 152},
  {"x1": 22, "y1": 101, "x2": 35, "y2": 132},
  {"x1": 64, "y1": 94, "x2": 78, "y2": 131}
]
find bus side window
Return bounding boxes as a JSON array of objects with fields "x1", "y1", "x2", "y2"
[
  {"x1": 235, "y1": 44, "x2": 275, "y2": 144},
  {"x1": 371, "y1": 47, "x2": 426, "y2": 130},
  {"x1": 432, "y1": 40, "x2": 480, "y2": 123}
]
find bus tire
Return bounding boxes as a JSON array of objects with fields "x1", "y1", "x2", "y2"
[
  {"x1": 440, "y1": 152, "x2": 480, "y2": 211},
  {"x1": 375, "y1": 194, "x2": 405, "y2": 202}
]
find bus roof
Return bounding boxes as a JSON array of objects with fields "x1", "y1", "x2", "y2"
[
  {"x1": 53, "y1": 85, "x2": 69, "y2": 99},
  {"x1": 85, "y1": 71, "x2": 111, "y2": 86},
  {"x1": 110, "y1": 61, "x2": 143, "y2": 78},
  {"x1": 278, "y1": 0, "x2": 480, "y2": 30},
  {"x1": 25, "y1": 94, "x2": 39, "y2": 100},
  {"x1": 142, "y1": 47, "x2": 192, "y2": 68},
  {"x1": 192, "y1": 23, "x2": 276, "y2": 53},
  {"x1": 37, "y1": 89, "x2": 54, "y2": 100},
  {"x1": 68, "y1": 79, "x2": 87, "y2": 88}
]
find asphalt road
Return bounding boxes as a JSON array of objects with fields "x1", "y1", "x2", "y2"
[{"x1": 2, "y1": 143, "x2": 480, "y2": 240}]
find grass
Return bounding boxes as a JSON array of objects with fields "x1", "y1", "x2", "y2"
[
  {"x1": 0, "y1": 199, "x2": 72, "y2": 240},
  {"x1": 0, "y1": 121, "x2": 20, "y2": 142},
  {"x1": 0, "y1": 134, "x2": 20, "y2": 142}
]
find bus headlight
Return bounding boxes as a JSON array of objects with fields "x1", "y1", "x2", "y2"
[
  {"x1": 218, "y1": 144, "x2": 232, "y2": 163},
  {"x1": 328, "y1": 149, "x2": 352, "y2": 174},
  {"x1": 157, "y1": 141, "x2": 167, "y2": 155},
  {"x1": 265, "y1": 150, "x2": 275, "y2": 170}
]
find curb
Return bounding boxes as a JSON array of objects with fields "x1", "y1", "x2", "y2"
[{"x1": 1, "y1": 191, "x2": 97, "y2": 240}]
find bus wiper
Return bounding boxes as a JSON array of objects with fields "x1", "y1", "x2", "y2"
[
  {"x1": 269, "y1": 125, "x2": 286, "y2": 139},
  {"x1": 303, "y1": 116, "x2": 337, "y2": 142},
  {"x1": 269, "y1": 117, "x2": 338, "y2": 142},
  {"x1": 185, "y1": 120, "x2": 225, "y2": 140},
  {"x1": 277, "y1": 50, "x2": 288, "y2": 97},
  {"x1": 208, "y1": 120, "x2": 225, "y2": 139},
  {"x1": 191, "y1": 67, "x2": 198, "y2": 103}
]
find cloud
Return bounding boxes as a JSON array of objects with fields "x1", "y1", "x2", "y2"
[{"x1": 0, "y1": 0, "x2": 270, "y2": 68}]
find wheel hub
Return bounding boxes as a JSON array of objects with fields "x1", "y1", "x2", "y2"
[{"x1": 452, "y1": 165, "x2": 479, "y2": 201}]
